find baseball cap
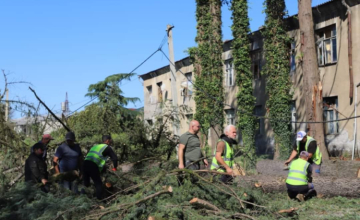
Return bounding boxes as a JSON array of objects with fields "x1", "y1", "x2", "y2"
[
  {"x1": 65, "y1": 131, "x2": 76, "y2": 141},
  {"x1": 296, "y1": 131, "x2": 307, "y2": 141},
  {"x1": 42, "y1": 134, "x2": 54, "y2": 140},
  {"x1": 300, "y1": 151, "x2": 309, "y2": 158}
]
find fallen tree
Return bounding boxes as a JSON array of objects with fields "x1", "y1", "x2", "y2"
[
  {"x1": 256, "y1": 160, "x2": 360, "y2": 178},
  {"x1": 236, "y1": 175, "x2": 360, "y2": 197}
]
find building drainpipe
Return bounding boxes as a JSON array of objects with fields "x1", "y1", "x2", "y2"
[{"x1": 352, "y1": 83, "x2": 360, "y2": 160}]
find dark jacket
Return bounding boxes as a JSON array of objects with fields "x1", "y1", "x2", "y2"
[{"x1": 25, "y1": 153, "x2": 48, "y2": 183}]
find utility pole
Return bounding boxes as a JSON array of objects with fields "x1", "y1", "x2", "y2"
[
  {"x1": 167, "y1": 24, "x2": 179, "y2": 136},
  {"x1": 167, "y1": 24, "x2": 180, "y2": 159},
  {"x1": 5, "y1": 89, "x2": 9, "y2": 122}
]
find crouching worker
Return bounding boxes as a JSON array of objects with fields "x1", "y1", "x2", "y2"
[
  {"x1": 82, "y1": 135, "x2": 118, "y2": 200},
  {"x1": 211, "y1": 125, "x2": 237, "y2": 183},
  {"x1": 286, "y1": 151, "x2": 317, "y2": 201},
  {"x1": 25, "y1": 143, "x2": 49, "y2": 193}
]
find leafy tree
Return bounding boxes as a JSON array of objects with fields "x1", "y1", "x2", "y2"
[
  {"x1": 231, "y1": 0, "x2": 257, "y2": 162},
  {"x1": 190, "y1": 0, "x2": 225, "y2": 139},
  {"x1": 262, "y1": 0, "x2": 292, "y2": 159}
]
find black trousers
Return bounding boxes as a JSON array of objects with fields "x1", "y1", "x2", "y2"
[
  {"x1": 83, "y1": 160, "x2": 103, "y2": 200},
  {"x1": 286, "y1": 183, "x2": 317, "y2": 200}
]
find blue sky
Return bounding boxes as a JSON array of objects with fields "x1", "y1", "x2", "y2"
[{"x1": 0, "y1": 0, "x2": 328, "y2": 118}]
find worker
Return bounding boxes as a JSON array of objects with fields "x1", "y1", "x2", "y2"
[
  {"x1": 211, "y1": 125, "x2": 237, "y2": 183},
  {"x1": 30, "y1": 134, "x2": 54, "y2": 161},
  {"x1": 178, "y1": 120, "x2": 208, "y2": 170},
  {"x1": 82, "y1": 135, "x2": 118, "y2": 200},
  {"x1": 25, "y1": 143, "x2": 49, "y2": 193},
  {"x1": 285, "y1": 131, "x2": 322, "y2": 176},
  {"x1": 286, "y1": 151, "x2": 317, "y2": 201},
  {"x1": 53, "y1": 131, "x2": 83, "y2": 193}
]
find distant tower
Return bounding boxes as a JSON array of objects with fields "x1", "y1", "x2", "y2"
[{"x1": 61, "y1": 92, "x2": 70, "y2": 116}]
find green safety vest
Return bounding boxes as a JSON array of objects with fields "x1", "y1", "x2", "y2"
[
  {"x1": 296, "y1": 136, "x2": 322, "y2": 165},
  {"x1": 85, "y1": 144, "x2": 108, "y2": 171},
  {"x1": 286, "y1": 158, "x2": 310, "y2": 186},
  {"x1": 210, "y1": 139, "x2": 234, "y2": 172}
]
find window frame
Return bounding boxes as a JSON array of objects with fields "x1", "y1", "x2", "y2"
[
  {"x1": 225, "y1": 109, "x2": 235, "y2": 126},
  {"x1": 316, "y1": 25, "x2": 337, "y2": 66},
  {"x1": 225, "y1": 59, "x2": 235, "y2": 87},
  {"x1": 323, "y1": 96, "x2": 339, "y2": 135}
]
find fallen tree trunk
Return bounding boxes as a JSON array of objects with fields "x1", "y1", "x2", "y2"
[
  {"x1": 256, "y1": 160, "x2": 360, "y2": 178},
  {"x1": 236, "y1": 175, "x2": 360, "y2": 197}
]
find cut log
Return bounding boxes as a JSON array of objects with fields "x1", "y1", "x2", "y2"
[
  {"x1": 256, "y1": 160, "x2": 360, "y2": 178},
  {"x1": 190, "y1": 198, "x2": 221, "y2": 211},
  {"x1": 51, "y1": 170, "x2": 79, "y2": 182},
  {"x1": 236, "y1": 175, "x2": 360, "y2": 197},
  {"x1": 357, "y1": 167, "x2": 360, "y2": 178}
]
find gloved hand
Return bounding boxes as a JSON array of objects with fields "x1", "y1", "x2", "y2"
[
  {"x1": 308, "y1": 183, "x2": 314, "y2": 189},
  {"x1": 112, "y1": 168, "x2": 117, "y2": 171}
]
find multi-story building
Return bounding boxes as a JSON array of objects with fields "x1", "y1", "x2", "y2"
[{"x1": 140, "y1": 0, "x2": 360, "y2": 157}]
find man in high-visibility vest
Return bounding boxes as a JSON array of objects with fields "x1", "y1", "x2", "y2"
[
  {"x1": 82, "y1": 135, "x2": 118, "y2": 199},
  {"x1": 285, "y1": 131, "x2": 322, "y2": 176},
  {"x1": 286, "y1": 151, "x2": 316, "y2": 201},
  {"x1": 211, "y1": 125, "x2": 237, "y2": 183}
]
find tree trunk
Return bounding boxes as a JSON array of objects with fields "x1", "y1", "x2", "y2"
[
  {"x1": 236, "y1": 175, "x2": 360, "y2": 197},
  {"x1": 298, "y1": 0, "x2": 329, "y2": 160},
  {"x1": 256, "y1": 159, "x2": 360, "y2": 178}
]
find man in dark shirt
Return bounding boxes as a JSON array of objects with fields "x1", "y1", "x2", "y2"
[
  {"x1": 285, "y1": 131, "x2": 322, "y2": 175},
  {"x1": 53, "y1": 131, "x2": 83, "y2": 193},
  {"x1": 178, "y1": 120, "x2": 208, "y2": 170},
  {"x1": 25, "y1": 143, "x2": 49, "y2": 193},
  {"x1": 30, "y1": 134, "x2": 54, "y2": 161},
  {"x1": 82, "y1": 135, "x2": 118, "y2": 199}
]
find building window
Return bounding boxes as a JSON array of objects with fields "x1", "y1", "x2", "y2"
[
  {"x1": 185, "y1": 114, "x2": 193, "y2": 122},
  {"x1": 290, "y1": 42, "x2": 296, "y2": 74},
  {"x1": 291, "y1": 102, "x2": 296, "y2": 132},
  {"x1": 225, "y1": 60, "x2": 234, "y2": 86},
  {"x1": 146, "y1": 120, "x2": 153, "y2": 126},
  {"x1": 251, "y1": 40, "x2": 260, "y2": 51},
  {"x1": 225, "y1": 109, "x2": 235, "y2": 125},
  {"x1": 251, "y1": 51, "x2": 261, "y2": 80},
  {"x1": 323, "y1": 97, "x2": 338, "y2": 134},
  {"x1": 156, "y1": 82, "x2": 163, "y2": 102},
  {"x1": 316, "y1": 25, "x2": 337, "y2": 66}
]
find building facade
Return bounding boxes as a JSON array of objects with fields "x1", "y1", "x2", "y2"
[{"x1": 140, "y1": 0, "x2": 360, "y2": 157}]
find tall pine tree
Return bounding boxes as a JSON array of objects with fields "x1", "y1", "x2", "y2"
[
  {"x1": 190, "y1": 0, "x2": 224, "y2": 141},
  {"x1": 262, "y1": 0, "x2": 292, "y2": 159},
  {"x1": 231, "y1": 0, "x2": 257, "y2": 161}
]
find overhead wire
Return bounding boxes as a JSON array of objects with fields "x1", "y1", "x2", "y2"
[{"x1": 66, "y1": 34, "x2": 168, "y2": 117}]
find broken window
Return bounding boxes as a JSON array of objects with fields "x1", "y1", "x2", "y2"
[
  {"x1": 290, "y1": 42, "x2": 296, "y2": 74},
  {"x1": 323, "y1": 96, "x2": 338, "y2": 134},
  {"x1": 225, "y1": 109, "x2": 235, "y2": 125},
  {"x1": 225, "y1": 59, "x2": 235, "y2": 86},
  {"x1": 156, "y1": 82, "x2": 162, "y2": 102},
  {"x1": 316, "y1": 25, "x2": 337, "y2": 66}
]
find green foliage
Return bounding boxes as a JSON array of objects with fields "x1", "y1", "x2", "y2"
[
  {"x1": 190, "y1": 0, "x2": 225, "y2": 134},
  {"x1": 262, "y1": 0, "x2": 293, "y2": 158},
  {"x1": 231, "y1": 0, "x2": 257, "y2": 166}
]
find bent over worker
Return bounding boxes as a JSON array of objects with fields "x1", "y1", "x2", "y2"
[
  {"x1": 285, "y1": 131, "x2": 322, "y2": 176},
  {"x1": 286, "y1": 151, "x2": 316, "y2": 201},
  {"x1": 83, "y1": 135, "x2": 118, "y2": 200},
  {"x1": 211, "y1": 125, "x2": 237, "y2": 183}
]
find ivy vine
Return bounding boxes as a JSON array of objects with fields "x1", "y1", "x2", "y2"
[
  {"x1": 190, "y1": 0, "x2": 225, "y2": 134},
  {"x1": 231, "y1": 0, "x2": 257, "y2": 161},
  {"x1": 262, "y1": 0, "x2": 293, "y2": 158}
]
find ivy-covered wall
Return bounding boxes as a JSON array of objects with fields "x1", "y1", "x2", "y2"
[
  {"x1": 190, "y1": 0, "x2": 225, "y2": 136},
  {"x1": 262, "y1": 0, "x2": 292, "y2": 159},
  {"x1": 231, "y1": 0, "x2": 257, "y2": 160}
]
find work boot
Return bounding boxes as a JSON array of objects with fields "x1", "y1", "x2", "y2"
[{"x1": 296, "y1": 194, "x2": 305, "y2": 202}]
